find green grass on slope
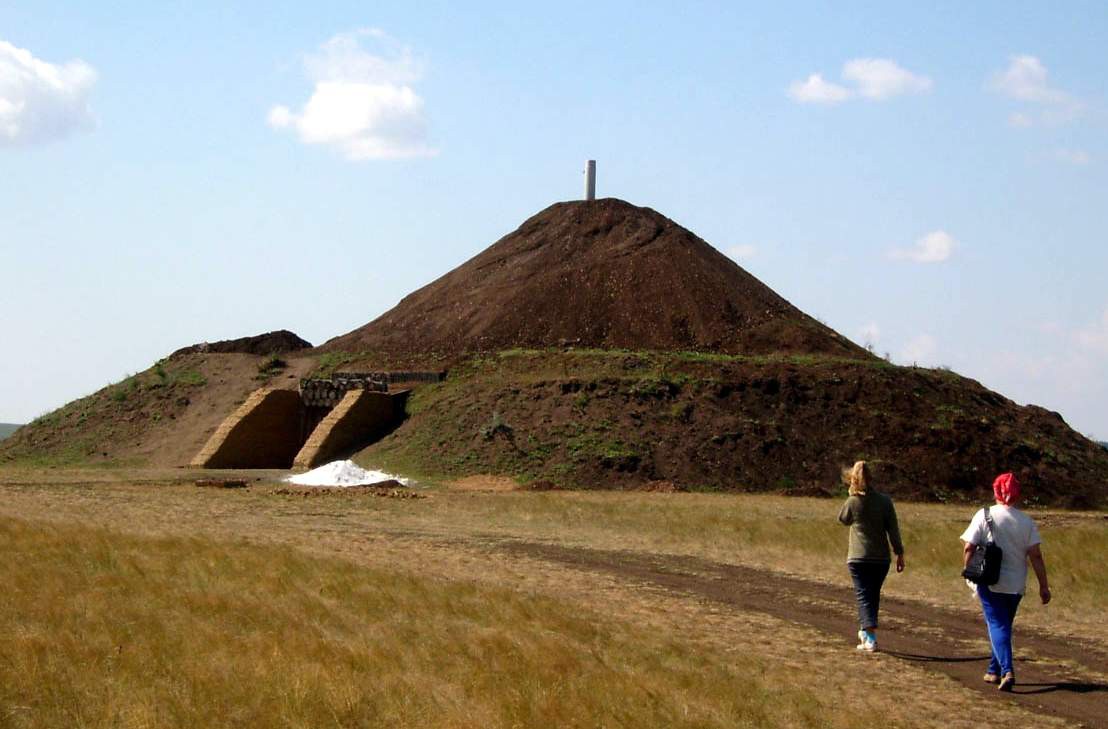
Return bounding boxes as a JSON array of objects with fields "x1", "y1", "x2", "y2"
[
  {"x1": 0, "y1": 356, "x2": 214, "y2": 467},
  {"x1": 358, "y1": 348, "x2": 957, "y2": 490},
  {"x1": 0, "y1": 517, "x2": 848, "y2": 729}
]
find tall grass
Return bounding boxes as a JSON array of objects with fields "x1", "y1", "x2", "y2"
[
  {"x1": 334, "y1": 489, "x2": 1107, "y2": 638},
  {"x1": 0, "y1": 517, "x2": 845, "y2": 729}
]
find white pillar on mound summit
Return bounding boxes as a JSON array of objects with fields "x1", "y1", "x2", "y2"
[{"x1": 584, "y1": 160, "x2": 596, "y2": 201}]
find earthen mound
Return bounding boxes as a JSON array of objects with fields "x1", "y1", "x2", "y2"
[
  {"x1": 358, "y1": 350, "x2": 1108, "y2": 508},
  {"x1": 321, "y1": 199, "x2": 865, "y2": 358},
  {"x1": 172, "y1": 330, "x2": 311, "y2": 358}
]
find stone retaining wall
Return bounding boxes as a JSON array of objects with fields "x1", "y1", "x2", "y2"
[
  {"x1": 293, "y1": 389, "x2": 409, "y2": 469},
  {"x1": 299, "y1": 371, "x2": 443, "y2": 408},
  {"x1": 300, "y1": 374, "x2": 387, "y2": 408},
  {"x1": 190, "y1": 388, "x2": 304, "y2": 469},
  {"x1": 382, "y1": 371, "x2": 445, "y2": 385}
]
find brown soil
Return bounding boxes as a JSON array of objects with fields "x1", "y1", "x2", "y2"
[
  {"x1": 269, "y1": 485, "x2": 424, "y2": 499},
  {"x1": 171, "y1": 329, "x2": 312, "y2": 358},
  {"x1": 447, "y1": 474, "x2": 521, "y2": 492},
  {"x1": 321, "y1": 198, "x2": 865, "y2": 359},
  {"x1": 634, "y1": 480, "x2": 683, "y2": 492},
  {"x1": 194, "y1": 478, "x2": 248, "y2": 489}
]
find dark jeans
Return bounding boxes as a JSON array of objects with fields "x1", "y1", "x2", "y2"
[
  {"x1": 848, "y1": 560, "x2": 890, "y2": 630},
  {"x1": 978, "y1": 586, "x2": 1022, "y2": 676}
]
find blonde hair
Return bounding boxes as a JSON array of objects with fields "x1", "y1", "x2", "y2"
[{"x1": 845, "y1": 460, "x2": 870, "y2": 496}]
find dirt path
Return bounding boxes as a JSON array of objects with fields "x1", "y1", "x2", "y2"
[{"x1": 493, "y1": 540, "x2": 1108, "y2": 729}]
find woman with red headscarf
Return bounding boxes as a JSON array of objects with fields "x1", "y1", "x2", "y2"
[{"x1": 960, "y1": 473, "x2": 1051, "y2": 692}]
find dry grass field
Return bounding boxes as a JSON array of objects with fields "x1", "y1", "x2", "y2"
[
  {"x1": 0, "y1": 466, "x2": 1103, "y2": 728},
  {"x1": 0, "y1": 518, "x2": 834, "y2": 729}
]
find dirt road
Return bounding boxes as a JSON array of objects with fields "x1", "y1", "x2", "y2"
[{"x1": 497, "y1": 540, "x2": 1108, "y2": 729}]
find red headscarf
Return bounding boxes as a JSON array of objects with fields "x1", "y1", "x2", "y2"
[{"x1": 993, "y1": 472, "x2": 1021, "y2": 506}]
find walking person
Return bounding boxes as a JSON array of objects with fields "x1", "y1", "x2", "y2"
[
  {"x1": 837, "y1": 460, "x2": 905, "y2": 652},
  {"x1": 960, "y1": 472, "x2": 1051, "y2": 692}
]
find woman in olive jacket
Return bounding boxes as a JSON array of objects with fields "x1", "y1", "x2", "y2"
[{"x1": 838, "y1": 460, "x2": 905, "y2": 652}]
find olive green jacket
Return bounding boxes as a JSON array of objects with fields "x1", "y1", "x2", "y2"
[{"x1": 838, "y1": 491, "x2": 904, "y2": 562}]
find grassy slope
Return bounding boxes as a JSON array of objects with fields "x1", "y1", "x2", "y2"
[
  {"x1": 0, "y1": 516, "x2": 842, "y2": 729},
  {"x1": 0, "y1": 424, "x2": 20, "y2": 441},
  {"x1": 0, "y1": 357, "x2": 213, "y2": 467},
  {"x1": 359, "y1": 349, "x2": 1108, "y2": 507},
  {"x1": 0, "y1": 354, "x2": 317, "y2": 468}
]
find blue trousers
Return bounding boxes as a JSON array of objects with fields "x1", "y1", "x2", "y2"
[
  {"x1": 978, "y1": 587, "x2": 1022, "y2": 676},
  {"x1": 848, "y1": 560, "x2": 890, "y2": 630}
]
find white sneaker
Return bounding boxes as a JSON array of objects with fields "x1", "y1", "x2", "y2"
[{"x1": 856, "y1": 630, "x2": 877, "y2": 652}]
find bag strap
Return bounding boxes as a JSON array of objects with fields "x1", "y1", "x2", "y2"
[{"x1": 983, "y1": 506, "x2": 996, "y2": 543}]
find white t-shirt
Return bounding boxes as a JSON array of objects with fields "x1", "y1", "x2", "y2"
[{"x1": 960, "y1": 505, "x2": 1042, "y2": 595}]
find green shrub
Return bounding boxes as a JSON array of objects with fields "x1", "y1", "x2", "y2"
[
  {"x1": 176, "y1": 370, "x2": 207, "y2": 387},
  {"x1": 255, "y1": 356, "x2": 288, "y2": 380},
  {"x1": 153, "y1": 360, "x2": 169, "y2": 385},
  {"x1": 480, "y1": 412, "x2": 514, "y2": 441}
]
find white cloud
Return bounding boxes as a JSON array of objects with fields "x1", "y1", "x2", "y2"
[
  {"x1": 900, "y1": 334, "x2": 938, "y2": 365},
  {"x1": 303, "y1": 28, "x2": 423, "y2": 85},
  {"x1": 268, "y1": 29, "x2": 436, "y2": 160},
  {"x1": 1053, "y1": 148, "x2": 1091, "y2": 166},
  {"x1": 889, "y1": 230, "x2": 957, "y2": 263},
  {"x1": 788, "y1": 58, "x2": 931, "y2": 104},
  {"x1": 787, "y1": 74, "x2": 852, "y2": 104},
  {"x1": 1075, "y1": 308, "x2": 1108, "y2": 354},
  {"x1": 990, "y1": 55, "x2": 1069, "y2": 104},
  {"x1": 974, "y1": 308, "x2": 1108, "y2": 435},
  {"x1": 841, "y1": 58, "x2": 932, "y2": 99},
  {"x1": 989, "y1": 55, "x2": 1081, "y2": 127},
  {"x1": 0, "y1": 40, "x2": 96, "y2": 146},
  {"x1": 726, "y1": 244, "x2": 758, "y2": 261}
]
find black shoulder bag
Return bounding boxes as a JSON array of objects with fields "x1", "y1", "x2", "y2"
[{"x1": 962, "y1": 507, "x2": 1003, "y2": 586}]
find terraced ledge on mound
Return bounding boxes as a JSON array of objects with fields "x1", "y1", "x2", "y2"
[{"x1": 356, "y1": 350, "x2": 1108, "y2": 507}]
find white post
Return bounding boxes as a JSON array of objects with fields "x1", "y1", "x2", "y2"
[{"x1": 584, "y1": 160, "x2": 596, "y2": 201}]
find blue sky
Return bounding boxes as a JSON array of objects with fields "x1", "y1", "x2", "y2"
[{"x1": 2, "y1": 1, "x2": 1106, "y2": 437}]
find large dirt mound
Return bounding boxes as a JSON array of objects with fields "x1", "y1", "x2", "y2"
[
  {"x1": 172, "y1": 330, "x2": 311, "y2": 358},
  {"x1": 322, "y1": 199, "x2": 865, "y2": 358}
]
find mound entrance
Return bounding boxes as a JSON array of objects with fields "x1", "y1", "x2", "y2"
[{"x1": 191, "y1": 371, "x2": 441, "y2": 470}]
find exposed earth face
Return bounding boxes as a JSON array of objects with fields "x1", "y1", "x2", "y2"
[
  {"x1": 355, "y1": 349, "x2": 1108, "y2": 508},
  {"x1": 171, "y1": 329, "x2": 312, "y2": 358},
  {"x1": 320, "y1": 198, "x2": 865, "y2": 360}
]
